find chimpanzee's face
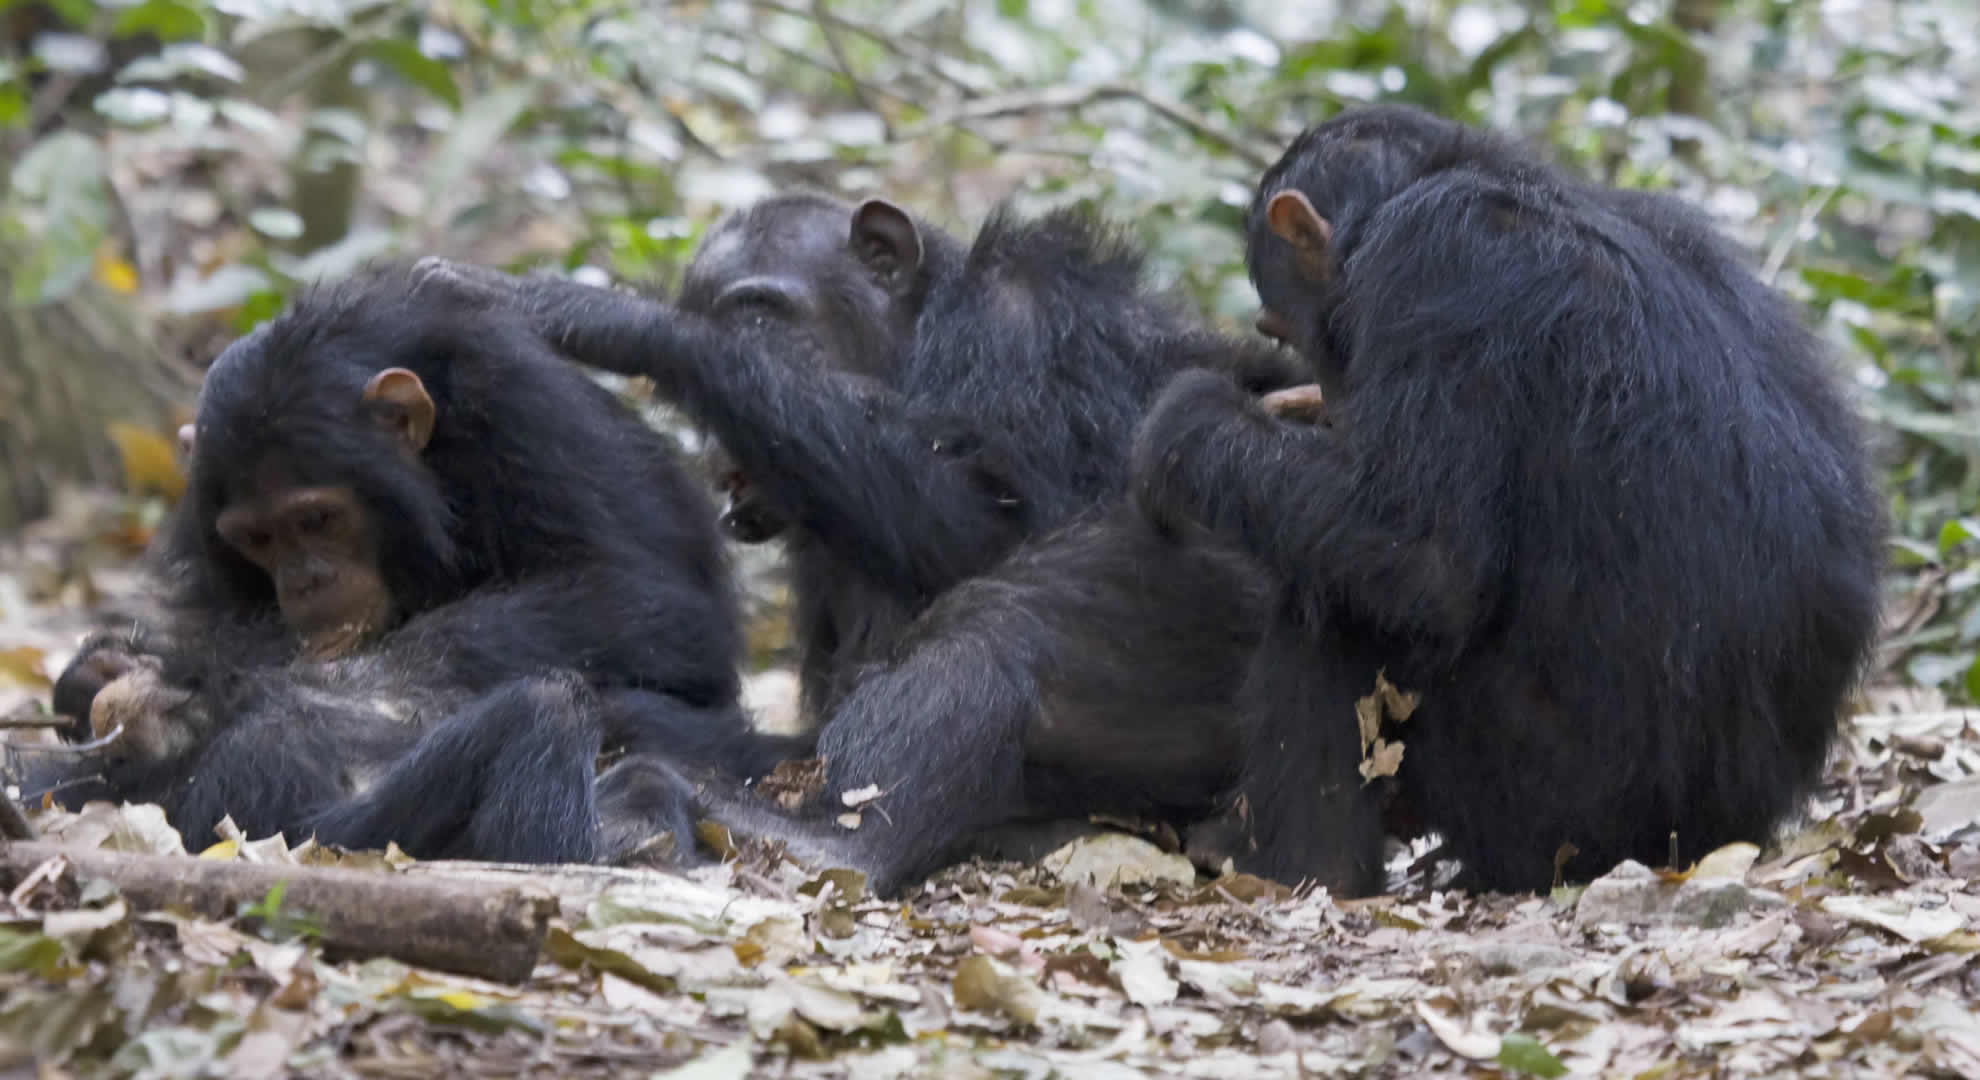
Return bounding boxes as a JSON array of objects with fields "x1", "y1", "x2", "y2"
[
  {"x1": 677, "y1": 196, "x2": 921, "y2": 382},
  {"x1": 209, "y1": 465, "x2": 393, "y2": 660},
  {"x1": 185, "y1": 355, "x2": 436, "y2": 660}
]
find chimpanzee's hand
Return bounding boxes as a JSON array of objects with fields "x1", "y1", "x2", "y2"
[
  {"x1": 51, "y1": 630, "x2": 159, "y2": 743},
  {"x1": 409, "y1": 256, "x2": 522, "y2": 311},
  {"x1": 412, "y1": 257, "x2": 678, "y2": 376},
  {"x1": 1260, "y1": 383, "x2": 1329, "y2": 426},
  {"x1": 1130, "y1": 368, "x2": 1261, "y2": 537},
  {"x1": 87, "y1": 661, "x2": 201, "y2": 764},
  {"x1": 51, "y1": 631, "x2": 202, "y2": 763}
]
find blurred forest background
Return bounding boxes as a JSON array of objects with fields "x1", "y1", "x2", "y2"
[{"x1": 2, "y1": 0, "x2": 1977, "y2": 703}]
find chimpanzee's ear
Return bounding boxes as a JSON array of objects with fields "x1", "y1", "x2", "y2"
[
  {"x1": 851, "y1": 199, "x2": 924, "y2": 289},
  {"x1": 362, "y1": 368, "x2": 436, "y2": 454},
  {"x1": 1265, "y1": 190, "x2": 1335, "y2": 281}
]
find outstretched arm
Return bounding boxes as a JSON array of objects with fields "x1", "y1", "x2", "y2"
[{"x1": 414, "y1": 264, "x2": 1031, "y2": 605}]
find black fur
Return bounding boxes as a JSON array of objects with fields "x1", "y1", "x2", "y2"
[
  {"x1": 33, "y1": 266, "x2": 786, "y2": 861},
  {"x1": 1132, "y1": 105, "x2": 1887, "y2": 894},
  {"x1": 415, "y1": 198, "x2": 1304, "y2": 893}
]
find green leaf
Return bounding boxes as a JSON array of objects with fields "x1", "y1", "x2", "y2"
[
  {"x1": 1890, "y1": 537, "x2": 1939, "y2": 568},
  {"x1": 364, "y1": 39, "x2": 461, "y2": 110},
  {"x1": 1497, "y1": 1033, "x2": 1568, "y2": 1077},
  {"x1": 231, "y1": 289, "x2": 287, "y2": 333},
  {"x1": 1940, "y1": 518, "x2": 1980, "y2": 554},
  {"x1": 114, "y1": 0, "x2": 210, "y2": 41},
  {"x1": 0, "y1": 929, "x2": 65, "y2": 976}
]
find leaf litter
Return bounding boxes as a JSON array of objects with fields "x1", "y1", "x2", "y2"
[{"x1": 5, "y1": 514, "x2": 1980, "y2": 1076}]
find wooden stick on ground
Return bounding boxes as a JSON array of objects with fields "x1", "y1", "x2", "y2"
[
  {"x1": 0, "y1": 841, "x2": 556, "y2": 984},
  {"x1": 0, "y1": 795, "x2": 34, "y2": 841}
]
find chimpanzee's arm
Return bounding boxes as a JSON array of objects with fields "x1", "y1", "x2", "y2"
[
  {"x1": 378, "y1": 565, "x2": 741, "y2": 710},
  {"x1": 1135, "y1": 176, "x2": 1597, "y2": 647},
  {"x1": 428, "y1": 272, "x2": 1030, "y2": 605},
  {"x1": 1131, "y1": 368, "x2": 1508, "y2": 651}
]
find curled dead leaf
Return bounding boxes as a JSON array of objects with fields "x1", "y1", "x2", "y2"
[{"x1": 1358, "y1": 737, "x2": 1404, "y2": 782}]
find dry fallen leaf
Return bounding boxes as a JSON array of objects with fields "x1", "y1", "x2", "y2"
[
  {"x1": 1354, "y1": 670, "x2": 1417, "y2": 780},
  {"x1": 1112, "y1": 939, "x2": 1179, "y2": 1007},
  {"x1": 1041, "y1": 832, "x2": 1195, "y2": 889},
  {"x1": 0, "y1": 646, "x2": 50, "y2": 689},
  {"x1": 1821, "y1": 895, "x2": 1967, "y2": 943},
  {"x1": 1359, "y1": 737, "x2": 1405, "y2": 782},
  {"x1": 105, "y1": 423, "x2": 186, "y2": 501},
  {"x1": 953, "y1": 955, "x2": 1045, "y2": 1025},
  {"x1": 1415, "y1": 996, "x2": 1500, "y2": 1059}
]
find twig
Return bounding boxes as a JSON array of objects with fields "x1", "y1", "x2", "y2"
[
  {"x1": 903, "y1": 81, "x2": 1274, "y2": 168},
  {"x1": 741, "y1": 0, "x2": 986, "y2": 94},
  {"x1": 1762, "y1": 184, "x2": 1837, "y2": 286},
  {"x1": 810, "y1": 0, "x2": 892, "y2": 137},
  {"x1": 257, "y1": 0, "x2": 415, "y2": 104},
  {"x1": 0, "y1": 841, "x2": 557, "y2": 984},
  {"x1": 0, "y1": 713, "x2": 68, "y2": 730},
  {"x1": 9, "y1": 722, "x2": 125, "y2": 754}
]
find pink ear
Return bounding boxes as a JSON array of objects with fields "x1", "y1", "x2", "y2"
[
  {"x1": 1265, "y1": 190, "x2": 1333, "y2": 253},
  {"x1": 362, "y1": 368, "x2": 436, "y2": 452}
]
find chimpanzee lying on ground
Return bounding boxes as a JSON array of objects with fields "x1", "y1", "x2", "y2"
[
  {"x1": 25, "y1": 266, "x2": 794, "y2": 862},
  {"x1": 1131, "y1": 104, "x2": 1886, "y2": 894},
  {"x1": 413, "y1": 198, "x2": 1311, "y2": 893}
]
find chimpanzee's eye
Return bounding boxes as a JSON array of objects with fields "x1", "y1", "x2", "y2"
[
  {"x1": 715, "y1": 281, "x2": 801, "y2": 321},
  {"x1": 294, "y1": 506, "x2": 333, "y2": 535}
]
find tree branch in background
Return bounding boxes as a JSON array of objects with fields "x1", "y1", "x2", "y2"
[{"x1": 905, "y1": 81, "x2": 1275, "y2": 168}]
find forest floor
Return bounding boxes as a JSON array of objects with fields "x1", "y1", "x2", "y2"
[{"x1": 3, "y1": 491, "x2": 1979, "y2": 1079}]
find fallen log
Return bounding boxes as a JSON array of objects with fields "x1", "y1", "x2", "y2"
[{"x1": 0, "y1": 841, "x2": 555, "y2": 984}]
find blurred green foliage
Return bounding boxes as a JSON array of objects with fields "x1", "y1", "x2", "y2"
[{"x1": 4, "y1": 0, "x2": 1977, "y2": 699}]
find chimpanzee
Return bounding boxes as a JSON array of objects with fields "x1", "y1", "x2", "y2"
[
  {"x1": 1130, "y1": 104, "x2": 1886, "y2": 895},
  {"x1": 413, "y1": 198, "x2": 1309, "y2": 893},
  {"x1": 29, "y1": 265, "x2": 788, "y2": 862}
]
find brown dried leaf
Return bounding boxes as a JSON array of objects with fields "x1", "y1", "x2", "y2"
[
  {"x1": 1355, "y1": 693, "x2": 1382, "y2": 753},
  {"x1": 106, "y1": 422, "x2": 186, "y2": 501},
  {"x1": 0, "y1": 646, "x2": 50, "y2": 689},
  {"x1": 1359, "y1": 737, "x2": 1405, "y2": 782},
  {"x1": 759, "y1": 757, "x2": 827, "y2": 810},
  {"x1": 1375, "y1": 669, "x2": 1419, "y2": 723},
  {"x1": 953, "y1": 955, "x2": 1044, "y2": 1025}
]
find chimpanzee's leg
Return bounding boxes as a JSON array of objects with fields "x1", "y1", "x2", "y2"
[
  {"x1": 1224, "y1": 613, "x2": 1389, "y2": 895},
  {"x1": 309, "y1": 674, "x2": 603, "y2": 863},
  {"x1": 693, "y1": 509, "x2": 1268, "y2": 896}
]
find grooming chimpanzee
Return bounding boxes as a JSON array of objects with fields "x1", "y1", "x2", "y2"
[
  {"x1": 1131, "y1": 105, "x2": 1886, "y2": 895},
  {"x1": 30, "y1": 265, "x2": 783, "y2": 862},
  {"x1": 414, "y1": 197, "x2": 1307, "y2": 893}
]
